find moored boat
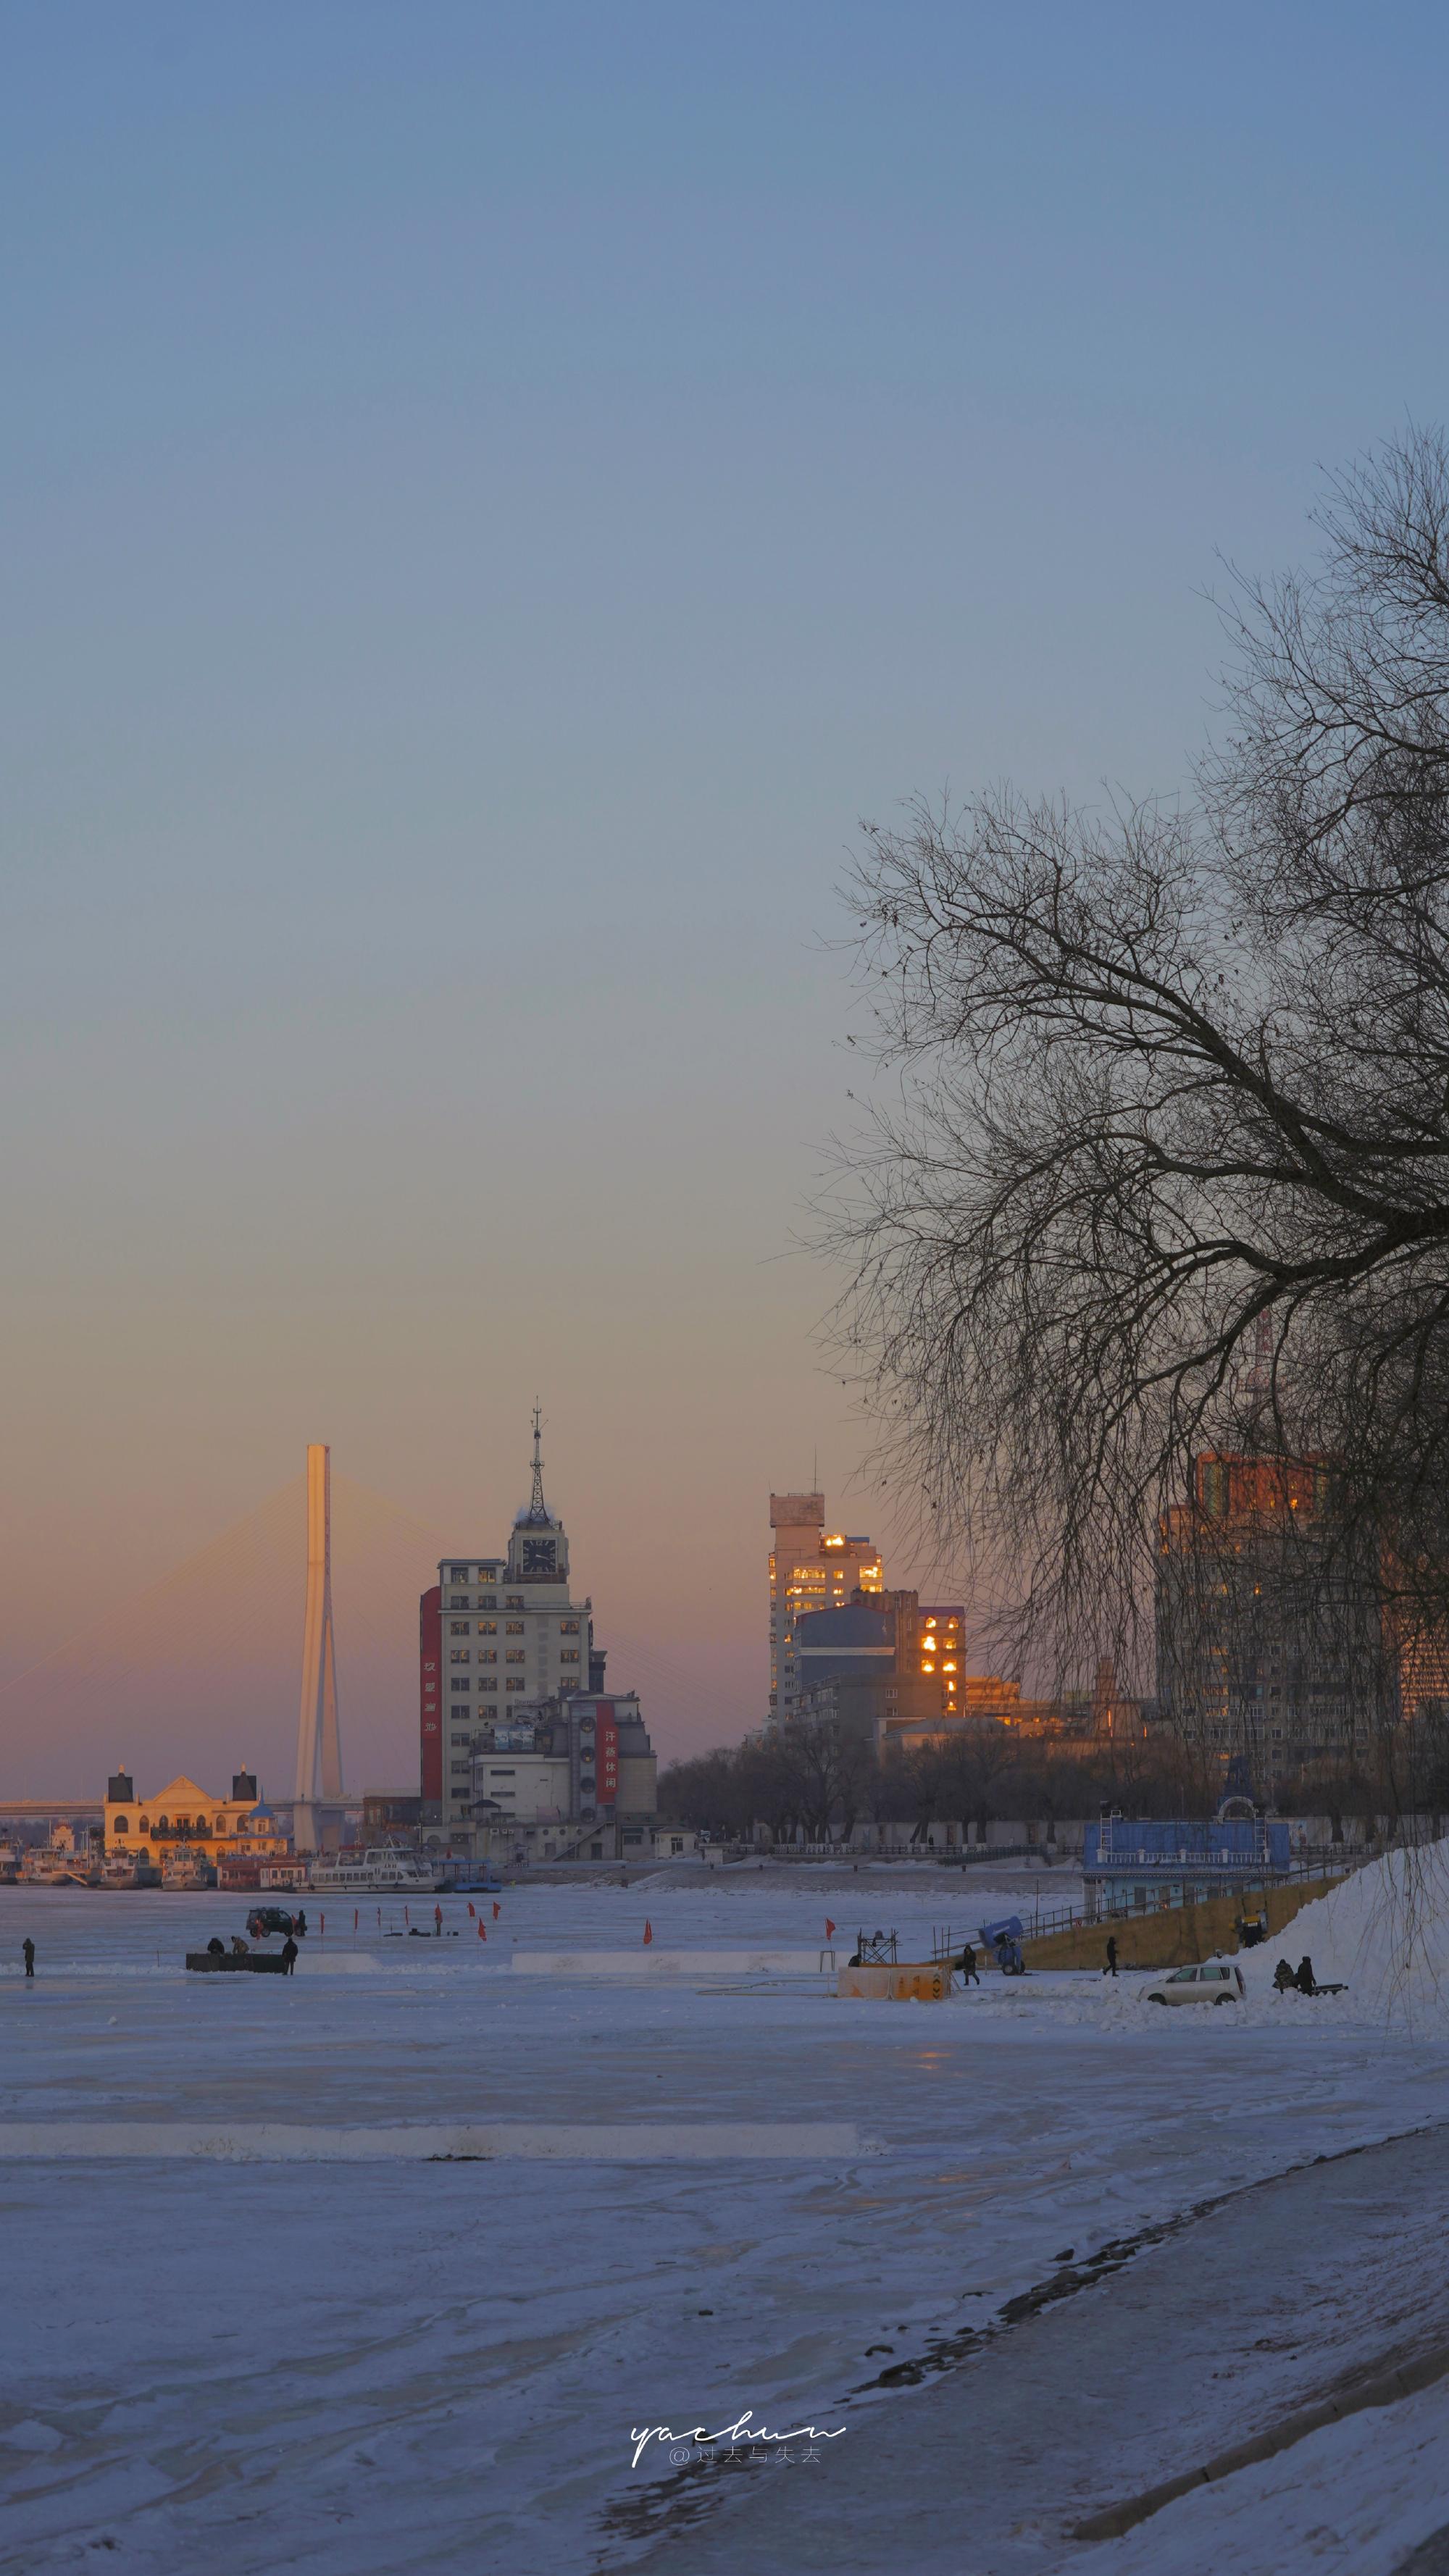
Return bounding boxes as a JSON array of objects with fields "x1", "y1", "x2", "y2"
[
  {"x1": 20, "y1": 1826, "x2": 103, "y2": 1887},
  {"x1": 306, "y1": 1844, "x2": 443, "y2": 1895}
]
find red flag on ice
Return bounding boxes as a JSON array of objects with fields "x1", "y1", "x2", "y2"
[
  {"x1": 825, "y1": 1918, "x2": 836, "y2": 1939},
  {"x1": 492, "y1": 1902, "x2": 500, "y2": 1920},
  {"x1": 643, "y1": 1920, "x2": 653, "y2": 1944},
  {"x1": 478, "y1": 1920, "x2": 486, "y2": 1941},
  {"x1": 468, "y1": 1902, "x2": 476, "y2": 1918}
]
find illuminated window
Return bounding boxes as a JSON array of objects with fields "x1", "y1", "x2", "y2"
[
  {"x1": 506, "y1": 1649, "x2": 526, "y2": 1664},
  {"x1": 450, "y1": 1621, "x2": 470, "y2": 1637},
  {"x1": 479, "y1": 1619, "x2": 498, "y2": 1635},
  {"x1": 506, "y1": 1621, "x2": 525, "y2": 1636},
  {"x1": 480, "y1": 1648, "x2": 497, "y2": 1664},
  {"x1": 450, "y1": 1648, "x2": 470, "y2": 1664}
]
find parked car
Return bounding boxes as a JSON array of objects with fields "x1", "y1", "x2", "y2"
[
  {"x1": 246, "y1": 1905, "x2": 296, "y2": 1940},
  {"x1": 1145, "y1": 1962, "x2": 1245, "y2": 2007}
]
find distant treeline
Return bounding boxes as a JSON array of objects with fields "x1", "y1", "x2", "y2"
[{"x1": 656, "y1": 1714, "x2": 1449, "y2": 1844}]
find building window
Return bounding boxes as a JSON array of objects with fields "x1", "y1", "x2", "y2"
[
  {"x1": 506, "y1": 1649, "x2": 525, "y2": 1665},
  {"x1": 561, "y1": 1618, "x2": 580, "y2": 1634},
  {"x1": 451, "y1": 1678, "x2": 471, "y2": 1694},
  {"x1": 506, "y1": 1678, "x2": 525, "y2": 1691},
  {"x1": 480, "y1": 1679, "x2": 497, "y2": 1694},
  {"x1": 506, "y1": 1595, "x2": 524, "y2": 1609},
  {"x1": 479, "y1": 1620, "x2": 497, "y2": 1636},
  {"x1": 449, "y1": 1621, "x2": 470, "y2": 1637},
  {"x1": 450, "y1": 1648, "x2": 470, "y2": 1664},
  {"x1": 450, "y1": 1761, "x2": 471, "y2": 1776},
  {"x1": 448, "y1": 1595, "x2": 467, "y2": 1609},
  {"x1": 479, "y1": 1648, "x2": 498, "y2": 1664},
  {"x1": 113, "y1": 1817, "x2": 130, "y2": 1835},
  {"x1": 560, "y1": 1648, "x2": 580, "y2": 1664},
  {"x1": 506, "y1": 1621, "x2": 524, "y2": 1636},
  {"x1": 488, "y1": 1768, "x2": 516, "y2": 1778}
]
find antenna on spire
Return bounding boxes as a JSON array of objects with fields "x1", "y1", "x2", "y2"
[{"x1": 530, "y1": 1400, "x2": 546, "y2": 1520}]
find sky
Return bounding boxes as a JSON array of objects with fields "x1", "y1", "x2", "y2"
[{"x1": 4, "y1": 2, "x2": 1449, "y2": 1790}]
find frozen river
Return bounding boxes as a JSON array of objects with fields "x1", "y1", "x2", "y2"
[{"x1": 2, "y1": 1874, "x2": 1448, "y2": 2574}]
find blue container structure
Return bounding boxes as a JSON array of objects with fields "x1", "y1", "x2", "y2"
[{"x1": 1082, "y1": 1815, "x2": 1292, "y2": 1919}]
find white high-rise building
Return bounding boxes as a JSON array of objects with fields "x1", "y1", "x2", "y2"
[{"x1": 768, "y1": 1491, "x2": 882, "y2": 1728}]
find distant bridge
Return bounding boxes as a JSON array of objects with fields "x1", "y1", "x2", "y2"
[{"x1": 0, "y1": 1799, "x2": 104, "y2": 1821}]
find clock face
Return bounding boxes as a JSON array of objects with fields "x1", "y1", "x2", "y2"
[{"x1": 522, "y1": 1539, "x2": 557, "y2": 1576}]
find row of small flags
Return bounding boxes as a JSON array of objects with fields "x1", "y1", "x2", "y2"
[
  {"x1": 638, "y1": 1916, "x2": 837, "y2": 1946},
  {"x1": 302, "y1": 1900, "x2": 843, "y2": 1952},
  {"x1": 315, "y1": 1902, "x2": 508, "y2": 1938}
]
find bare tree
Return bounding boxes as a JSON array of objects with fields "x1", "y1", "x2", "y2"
[{"x1": 828, "y1": 427, "x2": 1449, "y2": 1776}]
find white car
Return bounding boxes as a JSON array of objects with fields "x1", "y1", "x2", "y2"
[{"x1": 1145, "y1": 1962, "x2": 1245, "y2": 2007}]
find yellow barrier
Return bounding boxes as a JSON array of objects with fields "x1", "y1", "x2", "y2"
[{"x1": 837, "y1": 1962, "x2": 954, "y2": 2002}]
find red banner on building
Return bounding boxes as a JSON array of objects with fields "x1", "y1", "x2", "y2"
[
  {"x1": 419, "y1": 1584, "x2": 442, "y2": 1804},
  {"x1": 597, "y1": 1702, "x2": 619, "y2": 1807}
]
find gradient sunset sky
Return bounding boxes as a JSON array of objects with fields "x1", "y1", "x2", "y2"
[{"x1": 4, "y1": 4, "x2": 1449, "y2": 1789}]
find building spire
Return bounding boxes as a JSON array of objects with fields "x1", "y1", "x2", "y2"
[{"x1": 530, "y1": 1400, "x2": 547, "y2": 1521}]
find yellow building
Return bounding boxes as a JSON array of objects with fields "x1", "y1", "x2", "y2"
[{"x1": 104, "y1": 1767, "x2": 288, "y2": 1864}]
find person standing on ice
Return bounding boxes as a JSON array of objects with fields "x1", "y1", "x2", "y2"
[
  {"x1": 22, "y1": 1938, "x2": 34, "y2": 1980},
  {"x1": 434, "y1": 1903, "x2": 443, "y2": 1937},
  {"x1": 1295, "y1": 1955, "x2": 1317, "y2": 1995},
  {"x1": 957, "y1": 1941, "x2": 980, "y2": 1985},
  {"x1": 280, "y1": 1936, "x2": 298, "y2": 1975},
  {"x1": 1103, "y1": 1936, "x2": 1119, "y2": 1978}
]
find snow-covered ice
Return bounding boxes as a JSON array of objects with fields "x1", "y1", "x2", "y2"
[{"x1": 2, "y1": 1865, "x2": 1448, "y2": 2575}]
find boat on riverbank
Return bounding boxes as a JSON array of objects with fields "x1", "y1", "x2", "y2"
[
  {"x1": 161, "y1": 1842, "x2": 217, "y2": 1891},
  {"x1": 19, "y1": 1826, "x2": 102, "y2": 1887},
  {"x1": 306, "y1": 1846, "x2": 443, "y2": 1896}
]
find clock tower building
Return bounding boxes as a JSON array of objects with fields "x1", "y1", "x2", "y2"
[{"x1": 422, "y1": 1410, "x2": 593, "y2": 1829}]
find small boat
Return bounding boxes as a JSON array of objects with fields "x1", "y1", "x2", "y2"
[
  {"x1": 161, "y1": 1841, "x2": 217, "y2": 1891},
  {"x1": 99, "y1": 1854, "x2": 162, "y2": 1889},
  {"x1": 20, "y1": 1827, "x2": 102, "y2": 1887},
  {"x1": 306, "y1": 1844, "x2": 443, "y2": 1895}
]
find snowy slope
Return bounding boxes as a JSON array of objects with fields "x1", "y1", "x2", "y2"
[{"x1": 1235, "y1": 1843, "x2": 1449, "y2": 2024}]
